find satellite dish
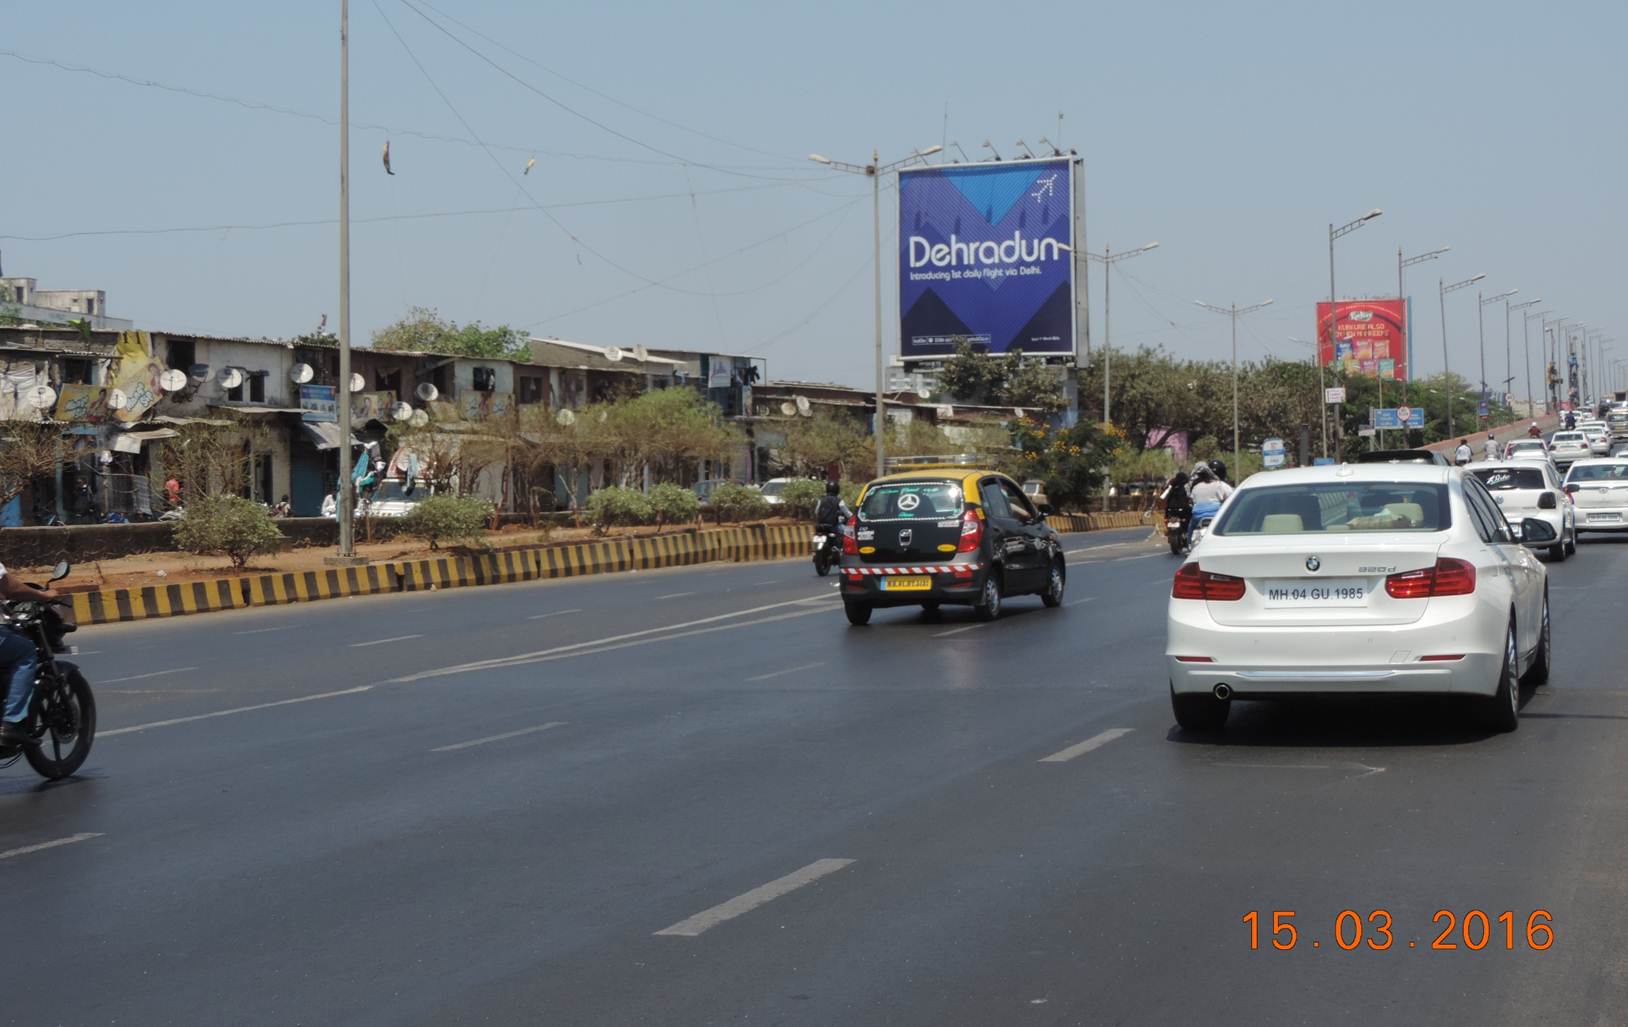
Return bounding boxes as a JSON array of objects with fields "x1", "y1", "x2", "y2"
[
  {"x1": 780, "y1": 401, "x2": 798, "y2": 416},
  {"x1": 26, "y1": 384, "x2": 57, "y2": 410},
  {"x1": 604, "y1": 346, "x2": 624, "y2": 363},
  {"x1": 409, "y1": 409, "x2": 430, "y2": 428},
  {"x1": 555, "y1": 408, "x2": 577, "y2": 426},
  {"x1": 390, "y1": 401, "x2": 413, "y2": 422},
  {"x1": 159, "y1": 368, "x2": 188, "y2": 391},
  {"x1": 106, "y1": 388, "x2": 129, "y2": 411},
  {"x1": 289, "y1": 363, "x2": 315, "y2": 384},
  {"x1": 1013, "y1": 407, "x2": 1026, "y2": 417},
  {"x1": 415, "y1": 382, "x2": 439, "y2": 402},
  {"x1": 631, "y1": 344, "x2": 650, "y2": 362},
  {"x1": 349, "y1": 372, "x2": 365, "y2": 393},
  {"x1": 916, "y1": 386, "x2": 932, "y2": 399},
  {"x1": 219, "y1": 367, "x2": 244, "y2": 390},
  {"x1": 795, "y1": 395, "x2": 812, "y2": 416},
  {"x1": 937, "y1": 404, "x2": 955, "y2": 418}
]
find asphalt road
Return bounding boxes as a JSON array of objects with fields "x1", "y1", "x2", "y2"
[{"x1": 4, "y1": 525, "x2": 1627, "y2": 1026}]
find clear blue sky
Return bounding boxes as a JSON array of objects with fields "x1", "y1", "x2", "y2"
[{"x1": 3, "y1": 0, "x2": 1622, "y2": 392}]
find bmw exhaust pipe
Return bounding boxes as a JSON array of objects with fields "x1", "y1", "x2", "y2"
[{"x1": 1212, "y1": 683, "x2": 1232, "y2": 701}]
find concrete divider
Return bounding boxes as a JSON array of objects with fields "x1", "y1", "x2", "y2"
[{"x1": 64, "y1": 515, "x2": 1128, "y2": 625}]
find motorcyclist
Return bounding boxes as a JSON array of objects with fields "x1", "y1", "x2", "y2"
[
  {"x1": 0, "y1": 560, "x2": 61, "y2": 748},
  {"x1": 1189, "y1": 463, "x2": 1234, "y2": 507},
  {"x1": 813, "y1": 481, "x2": 849, "y2": 534},
  {"x1": 1161, "y1": 470, "x2": 1192, "y2": 537},
  {"x1": 1528, "y1": 420, "x2": 1542, "y2": 439}
]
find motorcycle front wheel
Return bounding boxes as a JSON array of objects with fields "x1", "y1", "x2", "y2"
[
  {"x1": 814, "y1": 549, "x2": 833, "y2": 576},
  {"x1": 25, "y1": 664, "x2": 96, "y2": 781}
]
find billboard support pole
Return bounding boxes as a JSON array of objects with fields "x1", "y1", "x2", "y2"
[
  {"x1": 1074, "y1": 156, "x2": 1088, "y2": 362},
  {"x1": 871, "y1": 149, "x2": 884, "y2": 478},
  {"x1": 336, "y1": 0, "x2": 355, "y2": 559}
]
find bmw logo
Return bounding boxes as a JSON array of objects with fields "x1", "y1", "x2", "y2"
[{"x1": 1305, "y1": 556, "x2": 1321, "y2": 572}]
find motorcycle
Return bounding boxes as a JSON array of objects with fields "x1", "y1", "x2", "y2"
[
  {"x1": 1184, "y1": 501, "x2": 1222, "y2": 553},
  {"x1": 812, "y1": 524, "x2": 844, "y2": 576},
  {"x1": 1165, "y1": 511, "x2": 1189, "y2": 555},
  {"x1": 1, "y1": 561, "x2": 96, "y2": 781}
]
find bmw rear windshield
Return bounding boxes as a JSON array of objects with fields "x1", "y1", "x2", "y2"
[
  {"x1": 858, "y1": 480, "x2": 965, "y2": 522},
  {"x1": 1214, "y1": 482, "x2": 1451, "y2": 534}
]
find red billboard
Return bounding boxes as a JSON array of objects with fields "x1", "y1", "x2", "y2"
[{"x1": 1316, "y1": 298, "x2": 1408, "y2": 382}]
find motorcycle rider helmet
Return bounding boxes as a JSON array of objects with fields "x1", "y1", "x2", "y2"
[
  {"x1": 1207, "y1": 458, "x2": 1227, "y2": 482},
  {"x1": 825, "y1": 480, "x2": 840, "y2": 496},
  {"x1": 1193, "y1": 464, "x2": 1215, "y2": 482}
]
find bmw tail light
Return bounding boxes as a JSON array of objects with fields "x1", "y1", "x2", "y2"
[
  {"x1": 1385, "y1": 558, "x2": 1476, "y2": 599},
  {"x1": 842, "y1": 514, "x2": 858, "y2": 555},
  {"x1": 1172, "y1": 563, "x2": 1245, "y2": 601},
  {"x1": 956, "y1": 508, "x2": 984, "y2": 553}
]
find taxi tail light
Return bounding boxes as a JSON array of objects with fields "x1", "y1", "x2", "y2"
[
  {"x1": 956, "y1": 508, "x2": 983, "y2": 553},
  {"x1": 1538, "y1": 491, "x2": 1557, "y2": 509},
  {"x1": 1171, "y1": 563, "x2": 1245, "y2": 601},
  {"x1": 842, "y1": 514, "x2": 858, "y2": 555},
  {"x1": 1384, "y1": 558, "x2": 1476, "y2": 599}
]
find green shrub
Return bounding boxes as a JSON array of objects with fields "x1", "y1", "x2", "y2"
[
  {"x1": 648, "y1": 483, "x2": 700, "y2": 526},
  {"x1": 710, "y1": 482, "x2": 771, "y2": 523},
  {"x1": 585, "y1": 486, "x2": 653, "y2": 534},
  {"x1": 777, "y1": 479, "x2": 825, "y2": 520},
  {"x1": 174, "y1": 495, "x2": 285, "y2": 568},
  {"x1": 840, "y1": 480, "x2": 862, "y2": 508},
  {"x1": 401, "y1": 495, "x2": 494, "y2": 550}
]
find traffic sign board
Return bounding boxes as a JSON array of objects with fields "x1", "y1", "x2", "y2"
[
  {"x1": 1325, "y1": 387, "x2": 1346, "y2": 404},
  {"x1": 1395, "y1": 405, "x2": 1413, "y2": 423},
  {"x1": 1261, "y1": 437, "x2": 1286, "y2": 468}
]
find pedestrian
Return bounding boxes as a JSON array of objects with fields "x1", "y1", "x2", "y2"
[
  {"x1": 1483, "y1": 432, "x2": 1498, "y2": 461},
  {"x1": 321, "y1": 492, "x2": 337, "y2": 518},
  {"x1": 164, "y1": 476, "x2": 182, "y2": 508},
  {"x1": 271, "y1": 495, "x2": 292, "y2": 518},
  {"x1": 1454, "y1": 438, "x2": 1473, "y2": 465}
]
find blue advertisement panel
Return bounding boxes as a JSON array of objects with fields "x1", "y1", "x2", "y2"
[
  {"x1": 899, "y1": 158, "x2": 1075, "y2": 360},
  {"x1": 300, "y1": 383, "x2": 337, "y2": 423}
]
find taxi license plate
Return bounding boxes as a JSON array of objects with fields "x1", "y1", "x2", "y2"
[
  {"x1": 881, "y1": 576, "x2": 931, "y2": 591},
  {"x1": 1262, "y1": 578, "x2": 1367, "y2": 607}
]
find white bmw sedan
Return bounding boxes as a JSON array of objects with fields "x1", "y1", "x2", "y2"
[{"x1": 1166, "y1": 464, "x2": 1552, "y2": 733}]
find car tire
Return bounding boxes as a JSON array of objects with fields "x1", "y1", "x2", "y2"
[
  {"x1": 973, "y1": 572, "x2": 1003, "y2": 622},
  {"x1": 1521, "y1": 592, "x2": 1551, "y2": 687},
  {"x1": 843, "y1": 601, "x2": 872, "y2": 626},
  {"x1": 1480, "y1": 617, "x2": 1520, "y2": 733},
  {"x1": 1171, "y1": 683, "x2": 1229, "y2": 732},
  {"x1": 1565, "y1": 526, "x2": 1577, "y2": 555},
  {"x1": 1040, "y1": 559, "x2": 1066, "y2": 607},
  {"x1": 1168, "y1": 532, "x2": 1184, "y2": 555},
  {"x1": 1548, "y1": 535, "x2": 1566, "y2": 561}
]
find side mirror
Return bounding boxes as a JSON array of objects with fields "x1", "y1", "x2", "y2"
[
  {"x1": 1037, "y1": 502, "x2": 1055, "y2": 517},
  {"x1": 1538, "y1": 491, "x2": 1558, "y2": 510},
  {"x1": 49, "y1": 560, "x2": 71, "y2": 583},
  {"x1": 1564, "y1": 483, "x2": 1580, "y2": 495},
  {"x1": 1520, "y1": 518, "x2": 1557, "y2": 543}
]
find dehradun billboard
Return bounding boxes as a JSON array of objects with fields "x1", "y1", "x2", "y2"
[{"x1": 898, "y1": 157, "x2": 1076, "y2": 361}]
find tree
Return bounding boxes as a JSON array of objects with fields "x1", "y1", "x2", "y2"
[
  {"x1": 1012, "y1": 417, "x2": 1120, "y2": 510},
  {"x1": 146, "y1": 422, "x2": 275, "y2": 501},
  {"x1": 780, "y1": 411, "x2": 872, "y2": 477},
  {"x1": 938, "y1": 341, "x2": 1067, "y2": 415},
  {"x1": 937, "y1": 339, "x2": 1005, "y2": 405},
  {"x1": 0, "y1": 424, "x2": 74, "y2": 510},
  {"x1": 371, "y1": 306, "x2": 527, "y2": 358},
  {"x1": 173, "y1": 495, "x2": 284, "y2": 568}
]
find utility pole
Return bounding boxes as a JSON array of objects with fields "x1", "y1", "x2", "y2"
[
  {"x1": 1195, "y1": 298, "x2": 1274, "y2": 474},
  {"x1": 1439, "y1": 274, "x2": 1485, "y2": 438},
  {"x1": 1521, "y1": 307, "x2": 1549, "y2": 416},
  {"x1": 1327, "y1": 209, "x2": 1383, "y2": 459},
  {"x1": 1088, "y1": 242, "x2": 1158, "y2": 511},
  {"x1": 1477, "y1": 289, "x2": 1516, "y2": 424},
  {"x1": 1398, "y1": 246, "x2": 1450, "y2": 407},
  {"x1": 337, "y1": 0, "x2": 355, "y2": 558}
]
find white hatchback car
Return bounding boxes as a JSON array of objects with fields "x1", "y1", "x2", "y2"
[
  {"x1": 1547, "y1": 431, "x2": 1592, "y2": 468},
  {"x1": 1166, "y1": 464, "x2": 1552, "y2": 733},
  {"x1": 1466, "y1": 461, "x2": 1576, "y2": 560},
  {"x1": 1563, "y1": 458, "x2": 1628, "y2": 532}
]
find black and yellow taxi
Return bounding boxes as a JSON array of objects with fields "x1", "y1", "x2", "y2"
[{"x1": 838, "y1": 465, "x2": 1066, "y2": 625}]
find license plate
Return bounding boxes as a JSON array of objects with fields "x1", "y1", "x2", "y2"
[
  {"x1": 1588, "y1": 512, "x2": 1622, "y2": 523},
  {"x1": 1166, "y1": 519, "x2": 1183, "y2": 529},
  {"x1": 1261, "y1": 578, "x2": 1368, "y2": 607},
  {"x1": 812, "y1": 534, "x2": 827, "y2": 545},
  {"x1": 880, "y1": 576, "x2": 931, "y2": 591}
]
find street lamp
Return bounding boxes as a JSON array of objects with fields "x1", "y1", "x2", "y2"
[
  {"x1": 1398, "y1": 245, "x2": 1449, "y2": 403},
  {"x1": 1477, "y1": 288, "x2": 1517, "y2": 419},
  {"x1": 336, "y1": 0, "x2": 356, "y2": 559},
  {"x1": 1196, "y1": 299, "x2": 1274, "y2": 473},
  {"x1": 808, "y1": 144, "x2": 943, "y2": 476},
  {"x1": 1326, "y1": 208, "x2": 1383, "y2": 459},
  {"x1": 1520, "y1": 306, "x2": 1550, "y2": 415},
  {"x1": 1503, "y1": 295, "x2": 1539, "y2": 414},
  {"x1": 1087, "y1": 242, "x2": 1160, "y2": 426},
  {"x1": 1439, "y1": 273, "x2": 1485, "y2": 437}
]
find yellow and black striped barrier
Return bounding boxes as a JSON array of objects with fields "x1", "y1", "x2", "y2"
[
  {"x1": 242, "y1": 565, "x2": 392, "y2": 606},
  {"x1": 70, "y1": 578, "x2": 241, "y2": 624}
]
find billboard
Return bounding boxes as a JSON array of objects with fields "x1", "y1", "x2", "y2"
[
  {"x1": 1317, "y1": 299, "x2": 1407, "y2": 382},
  {"x1": 899, "y1": 157, "x2": 1075, "y2": 361}
]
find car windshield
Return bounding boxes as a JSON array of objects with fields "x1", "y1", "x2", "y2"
[
  {"x1": 1214, "y1": 482, "x2": 1451, "y2": 534},
  {"x1": 1566, "y1": 464, "x2": 1628, "y2": 483},
  {"x1": 1471, "y1": 467, "x2": 1545, "y2": 491},
  {"x1": 1507, "y1": 441, "x2": 1544, "y2": 452},
  {"x1": 373, "y1": 481, "x2": 420, "y2": 502},
  {"x1": 759, "y1": 480, "x2": 787, "y2": 496},
  {"x1": 858, "y1": 480, "x2": 965, "y2": 521}
]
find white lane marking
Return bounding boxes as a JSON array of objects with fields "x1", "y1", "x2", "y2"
[
  {"x1": 1064, "y1": 597, "x2": 1097, "y2": 608},
  {"x1": 1038, "y1": 727, "x2": 1134, "y2": 763},
  {"x1": 1220, "y1": 761, "x2": 1386, "y2": 779},
  {"x1": 233, "y1": 626, "x2": 295, "y2": 636},
  {"x1": 0, "y1": 833, "x2": 103, "y2": 861},
  {"x1": 655, "y1": 858, "x2": 856, "y2": 937},
  {"x1": 527, "y1": 608, "x2": 583, "y2": 621},
  {"x1": 349, "y1": 634, "x2": 422, "y2": 648},
  {"x1": 747, "y1": 661, "x2": 825, "y2": 682},
  {"x1": 933, "y1": 623, "x2": 986, "y2": 638},
  {"x1": 656, "y1": 591, "x2": 696, "y2": 600},
  {"x1": 100, "y1": 667, "x2": 197, "y2": 685},
  {"x1": 432, "y1": 721, "x2": 567, "y2": 753},
  {"x1": 100, "y1": 685, "x2": 374, "y2": 738},
  {"x1": 391, "y1": 595, "x2": 834, "y2": 684}
]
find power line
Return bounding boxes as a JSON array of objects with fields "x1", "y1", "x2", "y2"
[
  {"x1": 0, "y1": 47, "x2": 830, "y2": 178},
  {"x1": 0, "y1": 181, "x2": 859, "y2": 243},
  {"x1": 748, "y1": 251, "x2": 875, "y2": 353}
]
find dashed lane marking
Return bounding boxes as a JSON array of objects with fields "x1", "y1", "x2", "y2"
[
  {"x1": 655, "y1": 859, "x2": 856, "y2": 937},
  {"x1": 100, "y1": 686, "x2": 375, "y2": 738},
  {"x1": 932, "y1": 623, "x2": 986, "y2": 638},
  {"x1": 100, "y1": 667, "x2": 197, "y2": 685},
  {"x1": 349, "y1": 634, "x2": 422, "y2": 648},
  {"x1": 747, "y1": 661, "x2": 825, "y2": 682},
  {"x1": 1038, "y1": 727, "x2": 1134, "y2": 763},
  {"x1": 0, "y1": 833, "x2": 103, "y2": 861},
  {"x1": 527, "y1": 609, "x2": 583, "y2": 621},
  {"x1": 431, "y1": 722, "x2": 568, "y2": 753}
]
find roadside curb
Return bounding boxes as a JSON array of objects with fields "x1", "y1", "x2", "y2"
[{"x1": 67, "y1": 519, "x2": 1132, "y2": 626}]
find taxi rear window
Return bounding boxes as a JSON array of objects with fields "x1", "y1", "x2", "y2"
[
  {"x1": 859, "y1": 481, "x2": 965, "y2": 521},
  {"x1": 1471, "y1": 467, "x2": 1545, "y2": 491}
]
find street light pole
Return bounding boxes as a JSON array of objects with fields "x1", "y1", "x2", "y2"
[
  {"x1": 1477, "y1": 289, "x2": 1516, "y2": 423},
  {"x1": 337, "y1": 0, "x2": 355, "y2": 558},
  {"x1": 1398, "y1": 246, "x2": 1449, "y2": 406},
  {"x1": 1327, "y1": 209, "x2": 1383, "y2": 460},
  {"x1": 808, "y1": 144, "x2": 942, "y2": 477},
  {"x1": 1196, "y1": 299, "x2": 1273, "y2": 473},
  {"x1": 1504, "y1": 296, "x2": 1538, "y2": 417},
  {"x1": 1087, "y1": 242, "x2": 1160, "y2": 427},
  {"x1": 1439, "y1": 273, "x2": 1486, "y2": 439},
  {"x1": 1520, "y1": 306, "x2": 1548, "y2": 416}
]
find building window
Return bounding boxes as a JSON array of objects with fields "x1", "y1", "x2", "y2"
[
  {"x1": 167, "y1": 338, "x2": 196, "y2": 371},
  {"x1": 519, "y1": 375, "x2": 544, "y2": 404},
  {"x1": 375, "y1": 369, "x2": 403, "y2": 397},
  {"x1": 249, "y1": 373, "x2": 267, "y2": 403},
  {"x1": 60, "y1": 358, "x2": 93, "y2": 385},
  {"x1": 226, "y1": 380, "x2": 244, "y2": 402},
  {"x1": 472, "y1": 366, "x2": 496, "y2": 391},
  {"x1": 84, "y1": 298, "x2": 96, "y2": 315}
]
